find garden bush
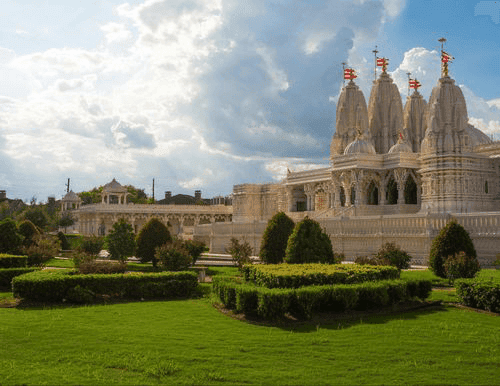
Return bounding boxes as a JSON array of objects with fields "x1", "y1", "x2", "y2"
[
  {"x1": 136, "y1": 218, "x2": 171, "y2": 267},
  {"x1": 259, "y1": 212, "x2": 295, "y2": 264},
  {"x1": 374, "y1": 242, "x2": 412, "y2": 270},
  {"x1": 455, "y1": 277, "x2": 500, "y2": 313},
  {"x1": 107, "y1": 218, "x2": 136, "y2": 261},
  {"x1": 183, "y1": 240, "x2": 206, "y2": 266},
  {"x1": 156, "y1": 241, "x2": 192, "y2": 271},
  {"x1": 0, "y1": 267, "x2": 40, "y2": 287},
  {"x1": 284, "y1": 217, "x2": 334, "y2": 264},
  {"x1": 226, "y1": 238, "x2": 253, "y2": 270},
  {"x1": 242, "y1": 263, "x2": 399, "y2": 289},
  {"x1": 212, "y1": 276, "x2": 432, "y2": 320},
  {"x1": 57, "y1": 232, "x2": 71, "y2": 251},
  {"x1": 79, "y1": 235, "x2": 105, "y2": 256},
  {"x1": 73, "y1": 253, "x2": 127, "y2": 274},
  {"x1": 429, "y1": 219, "x2": 476, "y2": 278},
  {"x1": 354, "y1": 255, "x2": 389, "y2": 266},
  {"x1": 0, "y1": 254, "x2": 27, "y2": 268},
  {"x1": 19, "y1": 220, "x2": 40, "y2": 247},
  {"x1": 12, "y1": 270, "x2": 198, "y2": 303},
  {"x1": 25, "y1": 235, "x2": 60, "y2": 266},
  {"x1": 444, "y1": 251, "x2": 480, "y2": 283},
  {"x1": 0, "y1": 218, "x2": 22, "y2": 254}
]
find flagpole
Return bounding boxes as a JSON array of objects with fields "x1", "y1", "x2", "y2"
[
  {"x1": 438, "y1": 37, "x2": 447, "y2": 77},
  {"x1": 342, "y1": 62, "x2": 346, "y2": 87},
  {"x1": 406, "y1": 72, "x2": 411, "y2": 96},
  {"x1": 372, "y1": 46, "x2": 378, "y2": 81}
]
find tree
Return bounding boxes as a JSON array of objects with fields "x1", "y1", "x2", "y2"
[
  {"x1": 429, "y1": 219, "x2": 477, "y2": 278},
  {"x1": 106, "y1": 218, "x2": 136, "y2": 261},
  {"x1": 58, "y1": 213, "x2": 75, "y2": 233},
  {"x1": 22, "y1": 207, "x2": 48, "y2": 229},
  {"x1": 0, "y1": 218, "x2": 22, "y2": 254},
  {"x1": 260, "y1": 212, "x2": 295, "y2": 264},
  {"x1": 136, "y1": 218, "x2": 171, "y2": 267},
  {"x1": 285, "y1": 217, "x2": 334, "y2": 264},
  {"x1": 226, "y1": 237, "x2": 253, "y2": 270},
  {"x1": 18, "y1": 219, "x2": 40, "y2": 247},
  {"x1": 183, "y1": 239, "x2": 206, "y2": 266},
  {"x1": 156, "y1": 240, "x2": 192, "y2": 271}
]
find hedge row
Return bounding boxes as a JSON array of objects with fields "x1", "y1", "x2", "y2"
[
  {"x1": 455, "y1": 277, "x2": 500, "y2": 313},
  {"x1": 0, "y1": 268, "x2": 41, "y2": 288},
  {"x1": 12, "y1": 270, "x2": 199, "y2": 303},
  {"x1": 0, "y1": 254, "x2": 28, "y2": 268},
  {"x1": 213, "y1": 276, "x2": 432, "y2": 319},
  {"x1": 242, "y1": 263, "x2": 400, "y2": 289}
]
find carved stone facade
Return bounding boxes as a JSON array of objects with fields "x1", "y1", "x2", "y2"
[
  {"x1": 197, "y1": 71, "x2": 500, "y2": 266},
  {"x1": 65, "y1": 179, "x2": 232, "y2": 239}
]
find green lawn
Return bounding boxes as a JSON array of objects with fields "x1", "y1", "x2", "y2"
[
  {"x1": 1, "y1": 268, "x2": 498, "y2": 385},
  {"x1": 45, "y1": 258, "x2": 75, "y2": 269},
  {"x1": 0, "y1": 296, "x2": 499, "y2": 385}
]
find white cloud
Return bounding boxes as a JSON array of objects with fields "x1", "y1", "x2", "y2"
[{"x1": 101, "y1": 22, "x2": 133, "y2": 44}]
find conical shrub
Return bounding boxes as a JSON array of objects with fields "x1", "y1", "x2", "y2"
[
  {"x1": 260, "y1": 212, "x2": 295, "y2": 264},
  {"x1": 284, "y1": 217, "x2": 334, "y2": 264},
  {"x1": 429, "y1": 219, "x2": 477, "y2": 278}
]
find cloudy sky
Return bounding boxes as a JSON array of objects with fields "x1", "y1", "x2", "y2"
[{"x1": 0, "y1": 0, "x2": 499, "y2": 202}]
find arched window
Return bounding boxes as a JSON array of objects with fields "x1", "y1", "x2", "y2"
[
  {"x1": 367, "y1": 181, "x2": 379, "y2": 205},
  {"x1": 386, "y1": 177, "x2": 398, "y2": 205},
  {"x1": 350, "y1": 186, "x2": 356, "y2": 206},
  {"x1": 404, "y1": 175, "x2": 418, "y2": 204}
]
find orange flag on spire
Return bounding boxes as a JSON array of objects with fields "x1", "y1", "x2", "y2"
[{"x1": 344, "y1": 68, "x2": 357, "y2": 80}]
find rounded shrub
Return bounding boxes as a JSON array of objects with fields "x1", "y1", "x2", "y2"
[
  {"x1": 136, "y1": 218, "x2": 171, "y2": 267},
  {"x1": 284, "y1": 217, "x2": 334, "y2": 264},
  {"x1": 19, "y1": 220, "x2": 41, "y2": 247},
  {"x1": 429, "y1": 219, "x2": 477, "y2": 278},
  {"x1": 375, "y1": 242, "x2": 412, "y2": 270},
  {"x1": 156, "y1": 241, "x2": 192, "y2": 271},
  {"x1": 79, "y1": 235, "x2": 105, "y2": 256},
  {"x1": 183, "y1": 240, "x2": 206, "y2": 266},
  {"x1": 444, "y1": 251, "x2": 480, "y2": 282},
  {"x1": 0, "y1": 218, "x2": 22, "y2": 254},
  {"x1": 260, "y1": 212, "x2": 295, "y2": 264}
]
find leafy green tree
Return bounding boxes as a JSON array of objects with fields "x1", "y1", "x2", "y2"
[
  {"x1": 260, "y1": 212, "x2": 295, "y2": 264},
  {"x1": 57, "y1": 231, "x2": 71, "y2": 250},
  {"x1": 22, "y1": 207, "x2": 48, "y2": 229},
  {"x1": 106, "y1": 218, "x2": 136, "y2": 261},
  {"x1": 183, "y1": 239, "x2": 206, "y2": 265},
  {"x1": 429, "y1": 219, "x2": 477, "y2": 278},
  {"x1": 444, "y1": 251, "x2": 480, "y2": 283},
  {"x1": 226, "y1": 237, "x2": 253, "y2": 270},
  {"x1": 136, "y1": 218, "x2": 171, "y2": 267},
  {"x1": 58, "y1": 213, "x2": 75, "y2": 233},
  {"x1": 18, "y1": 219, "x2": 40, "y2": 247},
  {"x1": 0, "y1": 218, "x2": 22, "y2": 254},
  {"x1": 285, "y1": 217, "x2": 334, "y2": 264}
]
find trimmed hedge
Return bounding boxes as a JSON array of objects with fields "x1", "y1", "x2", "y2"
[
  {"x1": 242, "y1": 263, "x2": 400, "y2": 289},
  {"x1": 212, "y1": 276, "x2": 431, "y2": 319},
  {"x1": 0, "y1": 254, "x2": 28, "y2": 268},
  {"x1": 455, "y1": 277, "x2": 500, "y2": 313},
  {"x1": 0, "y1": 267, "x2": 41, "y2": 288},
  {"x1": 12, "y1": 270, "x2": 198, "y2": 303}
]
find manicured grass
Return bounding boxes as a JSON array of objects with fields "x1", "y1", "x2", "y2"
[
  {"x1": 400, "y1": 269, "x2": 450, "y2": 286},
  {"x1": 45, "y1": 258, "x2": 75, "y2": 269},
  {"x1": 1, "y1": 298, "x2": 499, "y2": 385}
]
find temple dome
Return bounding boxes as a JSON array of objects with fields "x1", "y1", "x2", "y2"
[
  {"x1": 368, "y1": 72, "x2": 404, "y2": 153},
  {"x1": 344, "y1": 137, "x2": 376, "y2": 155},
  {"x1": 388, "y1": 137, "x2": 413, "y2": 154}
]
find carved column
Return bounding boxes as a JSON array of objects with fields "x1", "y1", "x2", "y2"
[{"x1": 394, "y1": 168, "x2": 408, "y2": 205}]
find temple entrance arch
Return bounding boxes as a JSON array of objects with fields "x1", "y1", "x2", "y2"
[
  {"x1": 367, "y1": 181, "x2": 379, "y2": 205},
  {"x1": 386, "y1": 177, "x2": 398, "y2": 205},
  {"x1": 405, "y1": 175, "x2": 418, "y2": 204}
]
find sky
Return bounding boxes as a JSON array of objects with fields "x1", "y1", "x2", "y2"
[{"x1": 0, "y1": 0, "x2": 499, "y2": 202}]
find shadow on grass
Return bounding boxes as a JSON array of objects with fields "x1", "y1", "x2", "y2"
[{"x1": 214, "y1": 300, "x2": 449, "y2": 332}]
